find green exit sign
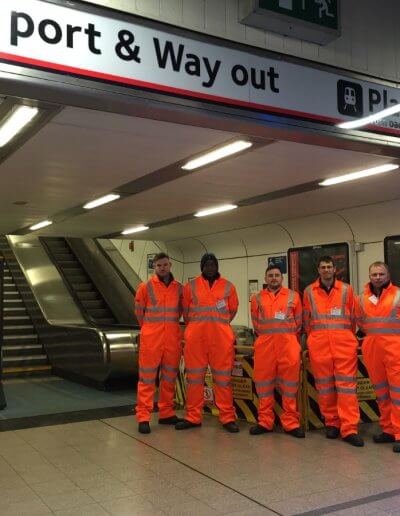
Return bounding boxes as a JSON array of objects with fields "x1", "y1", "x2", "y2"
[{"x1": 241, "y1": 0, "x2": 340, "y2": 45}]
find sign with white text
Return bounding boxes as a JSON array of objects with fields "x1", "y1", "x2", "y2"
[{"x1": 0, "y1": 0, "x2": 399, "y2": 136}]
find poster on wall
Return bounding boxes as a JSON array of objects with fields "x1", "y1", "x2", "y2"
[
  {"x1": 384, "y1": 236, "x2": 400, "y2": 287},
  {"x1": 288, "y1": 242, "x2": 350, "y2": 294},
  {"x1": 267, "y1": 256, "x2": 287, "y2": 274},
  {"x1": 147, "y1": 253, "x2": 156, "y2": 279},
  {"x1": 0, "y1": 257, "x2": 6, "y2": 409},
  {"x1": 248, "y1": 279, "x2": 259, "y2": 301}
]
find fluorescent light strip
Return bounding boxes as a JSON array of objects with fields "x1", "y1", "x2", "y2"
[
  {"x1": 121, "y1": 225, "x2": 149, "y2": 235},
  {"x1": 195, "y1": 204, "x2": 238, "y2": 217},
  {"x1": 29, "y1": 220, "x2": 53, "y2": 231},
  {"x1": 337, "y1": 104, "x2": 400, "y2": 129},
  {"x1": 0, "y1": 106, "x2": 39, "y2": 147},
  {"x1": 182, "y1": 140, "x2": 253, "y2": 170},
  {"x1": 319, "y1": 164, "x2": 399, "y2": 186},
  {"x1": 83, "y1": 194, "x2": 120, "y2": 209}
]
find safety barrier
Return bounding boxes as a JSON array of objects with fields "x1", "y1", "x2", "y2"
[{"x1": 302, "y1": 350, "x2": 380, "y2": 430}]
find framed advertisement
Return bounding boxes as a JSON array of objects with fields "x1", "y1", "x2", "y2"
[{"x1": 384, "y1": 235, "x2": 400, "y2": 287}]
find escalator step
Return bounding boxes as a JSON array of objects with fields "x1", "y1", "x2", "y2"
[
  {"x1": 2, "y1": 344, "x2": 44, "y2": 356},
  {"x1": 72, "y1": 283, "x2": 94, "y2": 292},
  {"x1": 96, "y1": 318, "x2": 117, "y2": 325},
  {"x1": 87, "y1": 308, "x2": 113, "y2": 317},
  {"x1": 76, "y1": 291, "x2": 99, "y2": 301},
  {"x1": 56, "y1": 260, "x2": 81, "y2": 268},
  {"x1": 81, "y1": 300, "x2": 105, "y2": 309}
]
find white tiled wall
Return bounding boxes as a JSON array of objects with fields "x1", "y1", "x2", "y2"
[{"x1": 83, "y1": 0, "x2": 400, "y2": 82}]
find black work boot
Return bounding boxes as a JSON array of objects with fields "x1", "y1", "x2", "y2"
[
  {"x1": 285, "y1": 427, "x2": 306, "y2": 438},
  {"x1": 326, "y1": 426, "x2": 340, "y2": 439},
  {"x1": 138, "y1": 422, "x2": 151, "y2": 434},
  {"x1": 175, "y1": 419, "x2": 202, "y2": 430},
  {"x1": 343, "y1": 434, "x2": 365, "y2": 447},
  {"x1": 249, "y1": 424, "x2": 273, "y2": 435},
  {"x1": 223, "y1": 421, "x2": 239, "y2": 433},
  {"x1": 158, "y1": 415, "x2": 184, "y2": 425},
  {"x1": 373, "y1": 432, "x2": 395, "y2": 443},
  {"x1": 393, "y1": 441, "x2": 400, "y2": 453}
]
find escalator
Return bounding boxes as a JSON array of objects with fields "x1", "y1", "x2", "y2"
[{"x1": 41, "y1": 237, "x2": 118, "y2": 326}]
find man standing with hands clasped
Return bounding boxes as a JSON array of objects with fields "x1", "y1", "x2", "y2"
[
  {"x1": 303, "y1": 256, "x2": 363, "y2": 447},
  {"x1": 250, "y1": 264, "x2": 304, "y2": 438}
]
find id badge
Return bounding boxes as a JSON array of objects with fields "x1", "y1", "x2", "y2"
[
  {"x1": 330, "y1": 307, "x2": 341, "y2": 316},
  {"x1": 274, "y1": 311, "x2": 286, "y2": 320},
  {"x1": 368, "y1": 295, "x2": 378, "y2": 305},
  {"x1": 216, "y1": 299, "x2": 227, "y2": 311}
]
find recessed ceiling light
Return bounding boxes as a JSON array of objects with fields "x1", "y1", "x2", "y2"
[
  {"x1": 121, "y1": 225, "x2": 149, "y2": 235},
  {"x1": 182, "y1": 140, "x2": 253, "y2": 170},
  {"x1": 319, "y1": 164, "x2": 399, "y2": 186},
  {"x1": 83, "y1": 194, "x2": 120, "y2": 210},
  {"x1": 337, "y1": 104, "x2": 400, "y2": 130},
  {"x1": 194, "y1": 204, "x2": 238, "y2": 217},
  {"x1": 29, "y1": 220, "x2": 53, "y2": 231},
  {"x1": 0, "y1": 106, "x2": 39, "y2": 147}
]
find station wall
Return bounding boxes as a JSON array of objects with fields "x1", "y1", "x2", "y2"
[
  {"x1": 113, "y1": 198, "x2": 400, "y2": 327},
  {"x1": 84, "y1": 0, "x2": 400, "y2": 83}
]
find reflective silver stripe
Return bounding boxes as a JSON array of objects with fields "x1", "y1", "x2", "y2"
[
  {"x1": 376, "y1": 393, "x2": 390, "y2": 402},
  {"x1": 282, "y1": 391, "x2": 297, "y2": 399},
  {"x1": 258, "y1": 389, "x2": 274, "y2": 398},
  {"x1": 315, "y1": 376, "x2": 335, "y2": 384},
  {"x1": 191, "y1": 306, "x2": 229, "y2": 314},
  {"x1": 186, "y1": 367, "x2": 208, "y2": 374},
  {"x1": 147, "y1": 281, "x2": 157, "y2": 305},
  {"x1": 317, "y1": 386, "x2": 336, "y2": 395},
  {"x1": 277, "y1": 378, "x2": 298, "y2": 387},
  {"x1": 135, "y1": 302, "x2": 145, "y2": 309},
  {"x1": 256, "y1": 293, "x2": 266, "y2": 320},
  {"x1": 139, "y1": 377, "x2": 155, "y2": 384},
  {"x1": 143, "y1": 316, "x2": 180, "y2": 323},
  {"x1": 213, "y1": 379, "x2": 231, "y2": 387},
  {"x1": 374, "y1": 381, "x2": 389, "y2": 390},
  {"x1": 160, "y1": 374, "x2": 175, "y2": 383},
  {"x1": 336, "y1": 387, "x2": 357, "y2": 394},
  {"x1": 190, "y1": 279, "x2": 198, "y2": 305},
  {"x1": 365, "y1": 328, "x2": 400, "y2": 335},
  {"x1": 139, "y1": 366, "x2": 158, "y2": 374},
  {"x1": 391, "y1": 398, "x2": 400, "y2": 406},
  {"x1": 162, "y1": 364, "x2": 179, "y2": 373},
  {"x1": 224, "y1": 280, "x2": 232, "y2": 298},
  {"x1": 335, "y1": 375, "x2": 357, "y2": 382},
  {"x1": 255, "y1": 379, "x2": 275, "y2": 387},
  {"x1": 188, "y1": 316, "x2": 229, "y2": 324},
  {"x1": 145, "y1": 306, "x2": 180, "y2": 313},
  {"x1": 312, "y1": 314, "x2": 351, "y2": 321},
  {"x1": 257, "y1": 328, "x2": 297, "y2": 334},
  {"x1": 211, "y1": 368, "x2": 231, "y2": 376},
  {"x1": 363, "y1": 317, "x2": 400, "y2": 324},
  {"x1": 286, "y1": 289, "x2": 295, "y2": 318},
  {"x1": 178, "y1": 283, "x2": 183, "y2": 313},
  {"x1": 390, "y1": 385, "x2": 400, "y2": 393},
  {"x1": 341, "y1": 283, "x2": 348, "y2": 312},
  {"x1": 305, "y1": 286, "x2": 318, "y2": 319},
  {"x1": 186, "y1": 378, "x2": 204, "y2": 385},
  {"x1": 312, "y1": 323, "x2": 351, "y2": 330},
  {"x1": 391, "y1": 288, "x2": 400, "y2": 317}
]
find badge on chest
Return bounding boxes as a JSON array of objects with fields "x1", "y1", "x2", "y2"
[
  {"x1": 368, "y1": 295, "x2": 378, "y2": 306},
  {"x1": 274, "y1": 311, "x2": 286, "y2": 320},
  {"x1": 216, "y1": 299, "x2": 227, "y2": 311},
  {"x1": 330, "y1": 307, "x2": 342, "y2": 316}
]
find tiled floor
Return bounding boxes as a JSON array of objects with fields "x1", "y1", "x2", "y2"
[{"x1": 0, "y1": 414, "x2": 399, "y2": 515}]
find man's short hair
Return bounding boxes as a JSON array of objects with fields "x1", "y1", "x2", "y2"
[
  {"x1": 265, "y1": 264, "x2": 282, "y2": 274},
  {"x1": 153, "y1": 252, "x2": 170, "y2": 263},
  {"x1": 369, "y1": 261, "x2": 389, "y2": 273},
  {"x1": 318, "y1": 255, "x2": 334, "y2": 267}
]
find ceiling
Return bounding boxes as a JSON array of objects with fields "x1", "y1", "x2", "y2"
[{"x1": 1, "y1": 104, "x2": 399, "y2": 242}]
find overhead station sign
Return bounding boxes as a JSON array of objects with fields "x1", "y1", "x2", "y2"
[{"x1": 0, "y1": 0, "x2": 399, "y2": 136}]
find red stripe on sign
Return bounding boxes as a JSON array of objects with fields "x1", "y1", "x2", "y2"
[
  {"x1": 289, "y1": 251, "x2": 299, "y2": 292},
  {"x1": 0, "y1": 51, "x2": 399, "y2": 137}
]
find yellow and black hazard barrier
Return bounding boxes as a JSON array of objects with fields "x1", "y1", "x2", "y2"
[
  {"x1": 175, "y1": 352, "x2": 303, "y2": 425},
  {"x1": 302, "y1": 350, "x2": 380, "y2": 430}
]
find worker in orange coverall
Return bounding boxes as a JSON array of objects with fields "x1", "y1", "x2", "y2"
[
  {"x1": 355, "y1": 261, "x2": 400, "y2": 453},
  {"x1": 134, "y1": 252, "x2": 183, "y2": 434},
  {"x1": 303, "y1": 255, "x2": 363, "y2": 447},
  {"x1": 250, "y1": 264, "x2": 304, "y2": 438},
  {"x1": 175, "y1": 253, "x2": 240, "y2": 433}
]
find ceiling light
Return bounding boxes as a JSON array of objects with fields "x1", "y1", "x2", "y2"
[
  {"x1": 29, "y1": 220, "x2": 53, "y2": 231},
  {"x1": 121, "y1": 225, "x2": 149, "y2": 235},
  {"x1": 319, "y1": 164, "x2": 399, "y2": 186},
  {"x1": 83, "y1": 194, "x2": 120, "y2": 209},
  {"x1": 194, "y1": 204, "x2": 238, "y2": 217},
  {"x1": 182, "y1": 140, "x2": 253, "y2": 170},
  {"x1": 0, "y1": 106, "x2": 39, "y2": 147},
  {"x1": 337, "y1": 104, "x2": 400, "y2": 129}
]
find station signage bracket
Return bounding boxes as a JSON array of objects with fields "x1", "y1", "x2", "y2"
[{"x1": 241, "y1": 0, "x2": 341, "y2": 45}]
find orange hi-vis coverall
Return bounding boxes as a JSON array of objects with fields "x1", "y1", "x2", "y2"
[
  {"x1": 134, "y1": 275, "x2": 183, "y2": 423},
  {"x1": 303, "y1": 279, "x2": 360, "y2": 437},
  {"x1": 355, "y1": 283, "x2": 400, "y2": 440},
  {"x1": 251, "y1": 287, "x2": 302, "y2": 431},
  {"x1": 182, "y1": 275, "x2": 239, "y2": 424}
]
